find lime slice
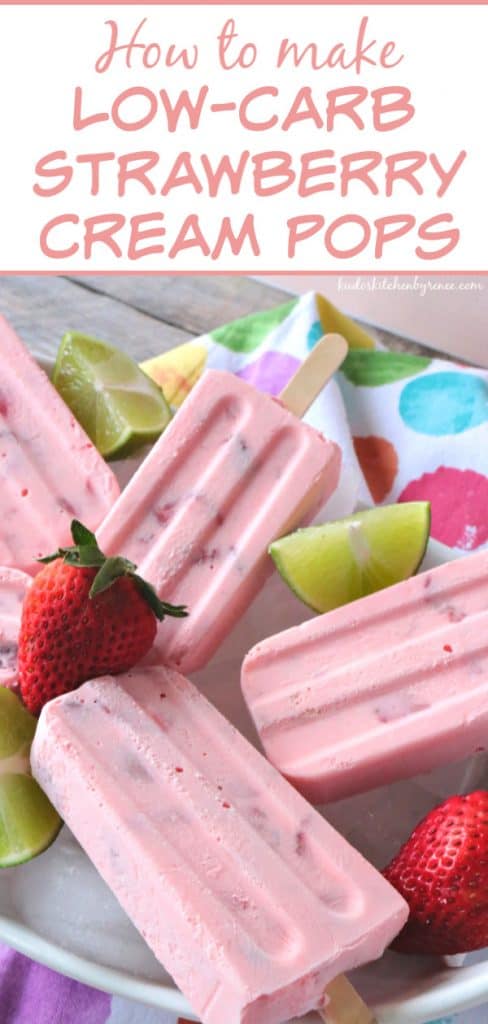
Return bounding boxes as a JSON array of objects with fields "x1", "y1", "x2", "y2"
[
  {"x1": 270, "y1": 502, "x2": 431, "y2": 613},
  {"x1": 53, "y1": 332, "x2": 172, "y2": 459},
  {"x1": 0, "y1": 688, "x2": 62, "y2": 867}
]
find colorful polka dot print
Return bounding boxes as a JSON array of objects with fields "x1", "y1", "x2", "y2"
[
  {"x1": 400, "y1": 371, "x2": 488, "y2": 435},
  {"x1": 210, "y1": 298, "x2": 297, "y2": 353},
  {"x1": 205, "y1": 291, "x2": 487, "y2": 556},
  {"x1": 342, "y1": 350, "x2": 431, "y2": 386},
  {"x1": 237, "y1": 350, "x2": 300, "y2": 394},
  {"x1": 400, "y1": 467, "x2": 488, "y2": 550},
  {"x1": 353, "y1": 435, "x2": 399, "y2": 502}
]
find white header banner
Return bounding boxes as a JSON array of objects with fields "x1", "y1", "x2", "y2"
[{"x1": 0, "y1": 4, "x2": 486, "y2": 272}]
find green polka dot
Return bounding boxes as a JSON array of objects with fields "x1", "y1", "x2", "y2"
[
  {"x1": 211, "y1": 299, "x2": 297, "y2": 353},
  {"x1": 341, "y1": 351, "x2": 431, "y2": 387}
]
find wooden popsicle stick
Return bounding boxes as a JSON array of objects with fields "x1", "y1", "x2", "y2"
[
  {"x1": 319, "y1": 975, "x2": 377, "y2": 1024},
  {"x1": 279, "y1": 334, "x2": 348, "y2": 417}
]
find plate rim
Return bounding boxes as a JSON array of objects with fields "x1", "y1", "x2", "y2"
[
  {"x1": 1, "y1": 910, "x2": 487, "y2": 1023},
  {"x1": 0, "y1": 912, "x2": 194, "y2": 1015}
]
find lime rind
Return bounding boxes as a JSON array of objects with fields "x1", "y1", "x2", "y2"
[
  {"x1": 270, "y1": 502, "x2": 431, "y2": 614},
  {"x1": 0, "y1": 774, "x2": 62, "y2": 868},
  {"x1": 0, "y1": 687, "x2": 36, "y2": 759},
  {"x1": 53, "y1": 332, "x2": 172, "y2": 459},
  {"x1": 0, "y1": 688, "x2": 62, "y2": 868}
]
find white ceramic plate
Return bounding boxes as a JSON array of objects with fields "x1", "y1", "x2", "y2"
[{"x1": 0, "y1": 356, "x2": 486, "y2": 1023}]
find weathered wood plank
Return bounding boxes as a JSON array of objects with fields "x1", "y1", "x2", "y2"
[
  {"x1": 0, "y1": 276, "x2": 190, "y2": 363},
  {"x1": 374, "y1": 325, "x2": 446, "y2": 360},
  {"x1": 66, "y1": 275, "x2": 292, "y2": 337},
  {"x1": 0, "y1": 274, "x2": 449, "y2": 365},
  {"x1": 68, "y1": 275, "x2": 448, "y2": 360}
]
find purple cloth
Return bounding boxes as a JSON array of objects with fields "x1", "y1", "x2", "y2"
[{"x1": 0, "y1": 945, "x2": 111, "y2": 1024}]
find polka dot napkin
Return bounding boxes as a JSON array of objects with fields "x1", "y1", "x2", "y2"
[
  {"x1": 1, "y1": 291, "x2": 486, "y2": 1024},
  {"x1": 202, "y1": 290, "x2": 488, "y2": 560}
]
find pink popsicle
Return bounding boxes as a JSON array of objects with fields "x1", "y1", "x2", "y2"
[
  {"x1": 242, "y1": 549, "x2": 488, "y2": 805},
  {"x1": 0, "y1": 567, "x2": 31, "y2": 690},
  {"x1": 0, "y1": 317, "x2": 120, "y2": 573},
  {"x1": 31, "y1": 666, "x2": 407, "y2": 1024},
  {"x1": 97, "y1": 369, "x2": 341, "y2": 674}
]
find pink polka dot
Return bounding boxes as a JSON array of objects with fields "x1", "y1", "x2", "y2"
[{"x1": 399, "y1": 467, "x2": 488, "y2": 550}]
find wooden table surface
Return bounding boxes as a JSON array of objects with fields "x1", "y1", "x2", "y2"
[{"x1": 0, "y1": 275, "x2": 445, "y2": 363}]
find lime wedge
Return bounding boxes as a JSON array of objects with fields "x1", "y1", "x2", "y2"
[
  {"x1": 0, "y1": 688, "x2": 62, "y2": 867},
  {"x1": 53, "y1": 332, "x2": 172, "y2": 459},
  {"x1": 270, "y1": 502, "x2": 431, "y2": 613}
]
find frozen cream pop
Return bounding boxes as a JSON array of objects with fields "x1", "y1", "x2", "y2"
[
  {"x1": 0, "y1": 317, "x2": 120, "y2": 573},
  {"x1": 0, "y1": 567, "x2": 31, "y2": 690},
  {"x1": 242, "y1": 548, "x2": 488, "y2": 805},
  {"x1": 97, "y1": 337, "x2": 346, "y2": 674},
  {"x1": 31, "y1": 666, "x2": 407, "y2": 1024}
]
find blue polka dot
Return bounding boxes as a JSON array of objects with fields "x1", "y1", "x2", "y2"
[
  {"x1": 306, "y1": 320, "x2": 323, "y2": 350},
  {"x1": 399, "y1": 372, "x2": 488, "y2": 435}
]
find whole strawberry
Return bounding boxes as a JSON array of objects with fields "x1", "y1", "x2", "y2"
[
  {"x1": 384, "y1": 791, "x2": 488, "y2": 955},
  {"x1": 18, "y1": 520, "x2": 187, "y2": 715}
]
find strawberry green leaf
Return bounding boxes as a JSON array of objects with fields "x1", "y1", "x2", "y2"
[
  {"x1": 74, "y1": 545, "x2": 106, "y2": 568},
  {"x1": 38, "y1": 520, "x2": 104, "y2": 566},
  {"x1": 158, "y1": 600, "x2": 188, "y2": 618},
  {"x1": 133, "y1": 576, "x2": 188, "y2": 621},
  {"x1": 89, "y1": 557, "x2": 137, "y2": 597},
  {"x1": 41, "y1": 546, "x2": 105, "y2": 568},
  {"x1": 71, "y1": 520, "x2": 98, "y2": 547}
]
